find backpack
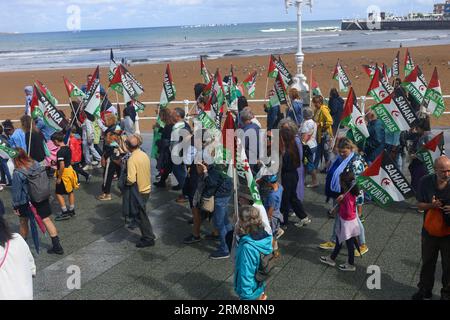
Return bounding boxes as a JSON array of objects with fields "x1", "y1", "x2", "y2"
[
  {"x1": 302, "y1": 143, "x2": 314, "y2": 166},
  {"x1": 18, "y1": 165, "x2": 51, "y2": 203},
  {"x1": 255, "y1": 252, "x2": 275, "y2": 284},
  {"x1": 424, "y1": 208, "x2": 450, "y2": 237}
]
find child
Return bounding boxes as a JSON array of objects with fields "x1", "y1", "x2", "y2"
[
  {"x1": 320, "y1": 170, "x2": 361, "y2": 271},
  {"x1": 69, "y1": 127, "x2": 91, "y2": 183},
  {"x1": 259, "y1": 174, "x2": 284, "y2": 257},
  {"x1": 51, "y1": 132, "x2": 79, "y2": 221}
]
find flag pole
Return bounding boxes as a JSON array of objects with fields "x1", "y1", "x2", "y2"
[
  {"x1": 329, "y1": 180, "x2": 358, "y2": 213},
  {"x1": 309, "y1": 68, "x2": 313, "y2": 107},
  {"x1": 68, "y1": 99, "x2": 82, "y2": 128},
  {"x1": 264, "y1": 77, "x2": 270, "y2": 100},
  {"x1": 27, "y1": 117, "x2": 33, "y2": 157}
]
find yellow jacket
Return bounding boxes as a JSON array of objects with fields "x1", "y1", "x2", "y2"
[
  {"x1": 314, "y1": 104, "x2": 333, "y2": 143},
  {"x1": 57, "y1": 166, "x2": 79, "y2": 193}
]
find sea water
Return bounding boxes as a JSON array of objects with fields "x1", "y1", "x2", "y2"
[{"x1": 0, "y1": 20, "x2": 449, "y2": 71}]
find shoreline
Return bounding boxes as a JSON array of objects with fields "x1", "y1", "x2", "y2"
[{"x1": 1, "y1": 44, "x2": 449, "y2": 130}]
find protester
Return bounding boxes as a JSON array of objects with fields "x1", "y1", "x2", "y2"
[
  {"x1": 234, "y1": 205, "x2": 272, "y2": 300},
  {"x1": 69, "y1": 127, "x2": 91, "y2": 183},
  {"x1": 81, "y1": 113, "x2": 102, "y2": 171},
  {"x1": 2, "y1": 119, "x2": 26, "y2": 150},
  {"x1": 264, "y1": 89, "x2": 283, "y2": 131},
  {"x1": 154, "y1": 108, "x2": 175, "y2": 188},
  {"x1": 170, "y1": 108, "x2": 191, "y2": 191},
  {"x1": 0, "y1": 125, "x2": 12, "y2": 187},
  {"x1": 407, "y1": 116, "x2": 432, "y2": 195},
  {"x1": 51, "y1": 132, "x2": 79, "y2": 221},
  {"x1": 124, "y1": 134, "x2": 156, "y2": 248},
  {"x1": 259, "y1": 174, "x2": 284, "y2": 257},
  {"x1": 364, "y1": 110, "x2": 385, "y2": 164},
  {"x1": 11, "y1": 148, "x2": 64, "y2": 255},
  {"x1": 0, "y1": 213, "x2": 36, "y2": 300},
  {"x1": 287, "y1": 88, "x2": 303, "y2": 126},
  {"x1": 312, "y1": 96, "x2": 333, "y2": 173},
  {"x1": 321, "y1": 137, "x2": 368, "y2": 256},
  {"x1": 279, "y1": 119, "x2": 311, "y2": 229},
  {"x1": 21, "y1": 115, "x2": 46, "y2": 165},
  {"x1": 384, "y1": 131, "x2": 402, "y2": 169},
  {"x1": 122, "y1": 101, "x2": 137, "y2": 136},
  {"x1": 413, "y1": 156, "x2": 450, "y2": 300},
  {"x1": 328, "y1": 88, "x2": 344, "y2": 136},
  {"x1": 320, "y1": 170, "x2": 360, "y2": 272},
  {"x1": 24, "y1": 86, "x2": 33, "y2": 116},
  {"x1": 97, "y1": 129, "x2": 124, "y2": 201},
  {"x1": 301, "y1": 108, "x2": 318, "y2": 187}
]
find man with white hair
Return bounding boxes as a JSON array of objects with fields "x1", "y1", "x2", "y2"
[{"x1": 414, "y1": 156, "x2": 450, "y2": 300}]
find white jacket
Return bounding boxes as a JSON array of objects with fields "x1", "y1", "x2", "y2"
[{"x1": 0, "y1": 234, "x2": 36, "y2": 300}]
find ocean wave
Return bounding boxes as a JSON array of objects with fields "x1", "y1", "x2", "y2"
[{"x1": 260, "y1": 28, "x2": 287, "y2": 33}]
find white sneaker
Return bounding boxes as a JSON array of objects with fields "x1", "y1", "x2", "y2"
[
  {"x1": 295, "y1": 217, "x2": 311, "y2": 228},
  {"x1": 319, "y1": 256, "x2": 336, "y2": 267},
  {"x1": 0, "y1": 186, "x2": 3, "y2": 192},
  {"x1": 92, "y1": 161, "x2": 99, "y2": 166},
  {"x1": 83, "y1": 165, "x2": 93, "y2": 171},
  {"x1": 338, "y1": 263, "x2": 356, "y2": 272},
  {"x1": 95, "y1": 163, "x2": 103, "y2": 169},
  {"x1": 275, "y1": 228, "x2": 285, "y2": 240}
]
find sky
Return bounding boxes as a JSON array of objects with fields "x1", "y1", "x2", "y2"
[{"x1": 0, "y1": 0, "x2": 440, "y2": 33}]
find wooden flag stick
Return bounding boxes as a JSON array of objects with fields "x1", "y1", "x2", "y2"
[{"x1": 27, "y1": 117, "x2": 33, "y2": 157}]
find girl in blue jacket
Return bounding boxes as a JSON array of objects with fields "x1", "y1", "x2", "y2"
[{"x1": 234, "y1": 205, "x2": 273, "y2": 300}]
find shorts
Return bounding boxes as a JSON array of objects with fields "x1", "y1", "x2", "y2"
[
  {"x1": 55, "y1": 181, "x2": 69, "y2": 195},
  {"x1": 17, "y1": 200, "x2": 52, "y2": 219}
]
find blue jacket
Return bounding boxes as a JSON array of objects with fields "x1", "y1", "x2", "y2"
[
  {"x1": 203, "y1": 165, "x2": 233, "y2": 199},
  {"x1": 234, "y1": 231, "x2": 273, "y2": 300},
  {"x1": 287, "y1": 99, "x2": 303, "y2": 126},
  {"x1": 329, "y1": 96, "x2": 344, "y2": 130},
  {"x1": 365, "y1": 119, "x2": 385, "y2": 163},
  {"x1": 266, "y1": 104, "x2": 281, "y2": 130},
  {"x1": 11, "y1": 167, "x2": 30, "y2": 208},
  {"x1": 8, "y1": 128, "x2": 26, "y2": 150}
]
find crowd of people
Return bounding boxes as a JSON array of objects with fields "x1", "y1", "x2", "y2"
[{"x1": 0, "y1": 77, "x2": 449, "y2": 301}]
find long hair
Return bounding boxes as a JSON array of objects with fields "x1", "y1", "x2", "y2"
[
  {"x1": 329, "y1": 88, "x2": 340, "y2": 100},
  {"x1": 13, "y1": 148, "x2": 33, "y2": 169},
  {"x1": 236, "y1": 205, "x2": 264, "y2": 236},
  {"x1": 281, "y1": 128, "x2": 300, "y2": 168},
  {"x1": 0, "y1": 215, "x2": 13, "y2": 248}
]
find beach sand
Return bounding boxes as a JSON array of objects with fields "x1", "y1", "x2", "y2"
[{"x1": 1, "y1": 44, "x2": 449, "y2": 131}]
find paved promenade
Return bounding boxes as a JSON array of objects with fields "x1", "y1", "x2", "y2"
[{"x1": 1, "y1": 130, "x2": 448, "y2": 300}]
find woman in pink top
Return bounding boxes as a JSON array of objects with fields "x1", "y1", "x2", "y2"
[{"x1": 320, "y1": 170, "x2": 361, "y2": 271}]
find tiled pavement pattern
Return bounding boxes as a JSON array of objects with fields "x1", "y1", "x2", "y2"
[{"x1": 1, "y1": 130, "x2": 448, "y2": 300}]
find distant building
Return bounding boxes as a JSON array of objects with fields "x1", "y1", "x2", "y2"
[
  {"x1": 445, "y1": 0, "x2": 450, "y2": 17},
  {"x1": 434, "y1": 3, "x2": 445, "y2": 14}
]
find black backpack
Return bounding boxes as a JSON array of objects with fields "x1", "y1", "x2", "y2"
[
  {"x1": 255, "y1": 252, "x2": 275, "y2": 283},
  {"x1": 302, "y1": 143, "x2": 314, "y2": 166},
  {"x1": 17, "y1": 166, "x2": 51, "y2": 203}
]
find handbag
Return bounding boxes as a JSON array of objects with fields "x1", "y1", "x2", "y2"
[
  {"x1": 424, "y1": 208, "x2": 450, "y2": 237},
  {"x1": 200, "y1": 196, "x2": 215, "y2": 213}
]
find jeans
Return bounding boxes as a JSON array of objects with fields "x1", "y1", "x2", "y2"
[
  {"x1": 102, "y1": 158, "x2": 121, "y2": 194},
  {"x1": 136, "y1": 193, "x2": 156, "y2": 242},
  {"x1": 172, "y1": 164, "x2": 187, "y2": 188},
  {"x1": 331, "y1": 236, "x2": 357, "y2": 265},
  {"x1": 418, "y1": 234, "x2": 450, "y2": 299},
  {"x1": 212, "y1": 196, "x2": 232, "y2": 255},
  {"x1": 0, "y1": 158, "x2": 12, "y2": 184},
  {"x1": 82, "y1": 141, "x2": 101, "y2": 164}
]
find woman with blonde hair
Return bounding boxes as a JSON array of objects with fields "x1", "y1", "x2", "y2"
[{"x1": 234, "y1": 206, "x2": 272, "y2": 300}]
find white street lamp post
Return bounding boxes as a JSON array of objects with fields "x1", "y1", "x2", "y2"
[{"x1": 286, "y1": 0, "x2": 313, "y2": 96}]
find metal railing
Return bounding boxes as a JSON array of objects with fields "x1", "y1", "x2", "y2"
[{"x1": 1, "y1": 96, "x2": 449, "y2": 124}]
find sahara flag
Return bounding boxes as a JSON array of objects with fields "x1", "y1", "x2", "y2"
[
  {"x1": 423, "y1": 67, "x2": 446, "y2": 118},
  {"x1": 362, "y1": 64, "x2": 377, "y2": 79},
  {"x1": 404, "y1": 49, "x2": 415, "y2": 77},
  {"x1": 311, "y1": 71, "x2": 322, "y2": 96},
  {"x1": 159, "y1": 64, "x2": 176, "y2": 108},
  {"x1": 63, "y1": 77, "x2": 86, "y2": 99},
  {"x1": 267, "y1": 89, "x2": 280, "y2": 109},
  {"x1": 382, "y1": 63, "x2": 392, "y2": 80},
  {"x1": 341, "y1": 88, "x2": 370, "y2": 145},
  {"x1": 392, "y1": 51, "x2": 400, "y2": 78},
  {"x1": 32, "y1": 84, "x2": 69, "y2": 132},
  {"x1": 274, "y1": 72, "x2": 288, "y2": 105},
  {"x1": 226, "y1": 65, "x2": 240, "y2": 111},
  {"x1": 416, "y1": 132, "x2": 445, "y2": 175},
  {"x1": 371, "y1": 88, "x2": 418, "y2": 133},
  {"x1": 276, "y1": 55, "x2": 294, "y2": 86},
  {"x1": 205, "y1": 87, "x2": 223, "y2": 129},
  {"x1": 83, "y1": 76, "x2": 101, "y2": 118},
  {"x1": 357, "y1": 151, "x2": 413, "y2": 207},
  {"x1": 200, "y1": 56, "x2": 211, "y2": 84},
  {"x1": 367, "y1": 66, "x2": 394, "y2": 103},
  {"x1": 243, "y1": 71, "x2": 257, "y2": 98},
  {"x1": 268, "y1": 55, "x2": 279, "y2": 79},
  {"x1": 35, "y1": 80, "x2": 59, "y2": 106},
  {"x1": 109, "y1": 49, "x2": 123, "y2": 95},
  {"x1": 401, "y1": 65, "x2": 427, "y2": 105},
  {"x1": 0, "y1": 140, "x2": 18, "y2": 159},
  {"x1": 332, "y1": 60, "x2": 351, "y2": 92},
  {"x1": 221, "y1": 111, "x2": 236, "y2": 177}
]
